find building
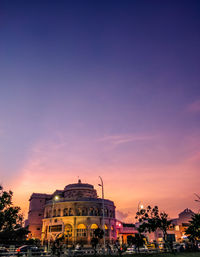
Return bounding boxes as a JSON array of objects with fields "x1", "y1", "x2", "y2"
[
  {"x1": 116, "y1": 221, "x2": 138, "y2": 245},
  {"x1": 142, "y1": 208, "x2": 195, "y2": 243},
  {"x1": 27, "y1": 180, "x2": 116, "y2": 245},
  {"x1": 28, "y1": 193, "x2": 52, "y2": 239},
  {"x1": 170, "y1": 208, "x2": 194, "y2": 242}
]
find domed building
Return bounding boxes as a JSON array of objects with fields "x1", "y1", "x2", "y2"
[{"x1": 28, "y1": 180, "x2": 116, "y2": 245}]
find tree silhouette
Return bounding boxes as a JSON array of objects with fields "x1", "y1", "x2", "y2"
[
  {"x1": 131, "y1": 233, "x2": 146, "y2": 253},
  {"x1": 91, "y1": 228, "x2": 104, "y2": 250},
  {"x1": 194, "y1": 193, "x2": 200, "y2": 203},
  {"x1": 0, "y1": 186, "x2": 28, "y2": 244},
  {"x1": 135, "y1": 205, "x2": 171, "y2": 243},
  {"x1": 185, "y1": 213, "x2": 200, "y2": 249}
]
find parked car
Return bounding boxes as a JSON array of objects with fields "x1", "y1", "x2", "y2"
[
  {"x1": 0, "y1": 247, "x2": 8, "y2": 256},
  {"x1": 16, "y1": 245, "x2": 43, "y2": 256},
  {"x1": 124, "y1": 245, "x2": 149, "y2": 254}
]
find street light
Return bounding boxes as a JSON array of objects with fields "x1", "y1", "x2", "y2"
[
  {"x1": 137, "y1": 201, "x2": 144, "y2": 212},
  {"x1": 98, "y1": 176, "x2": 106, "y2": 252},
  {"x1": 48, "y1": 195, "x2": 60, "y2": 252}
]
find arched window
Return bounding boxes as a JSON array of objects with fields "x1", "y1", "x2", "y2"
[
  {"x1": 77, "y1": 224, "x2": 87, "y2": 237},
  {"x1": 111, "y1": 225, "x2": 115, "y2": 236},
  {"x1": 104, "y1": 224, "x2": 109, "y2": 237},
  {"x1": 106, "y1": 209, "x2": 109, "y2": 217},
  {"x1": 57, "y1": 209, "x2": 61, "y2": 217},
  {"x1": 53, "y1": 209, "x2": 56, "y2": 217},
  {"x1": 63, "y1": 208, "x2": 68, "y2": 216},
  {"x1": 65, "y1": 224, "x2": 72, "y2": 238},
  {"x1": 90, "y1": 224, "x2": 98, "y2": 237},
  {"x1": 69, "y1": 208, "x2": 73, "y2": 216},
  {"x1": 89, "y1": 208, "x2": 94, "y2": 216},
  {"x1": 77, "y1": 208, "x2": 81, "y2": 216},
  {"x1": 94, "y1": 208, "x2": 98, "y2": 216},
  {"x1": 91, "y1": 224, "x2": 98, "y2": 229},
  {"x1": 82, "y1": 208, "x2": 87, "y2": 216}
]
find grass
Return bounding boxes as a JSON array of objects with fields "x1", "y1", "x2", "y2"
[
  {"x1": 82, "y1": 253, "x2": 200, "y2": 257},
  {"x1": 121, "y1": 252, "x2": 200, "y2": 257}
]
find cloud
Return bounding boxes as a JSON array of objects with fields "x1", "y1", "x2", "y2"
[
  {"x1": 187, "y1": 100, "x2": 200, "y2": 112},
  {"x1": 116, "y1": 210, "x2": 134, "y2": 222},
  {"x1": 116, "y1": 210, "x2": 129, "y2": 220},
  {"x1": 98, "y1": 134, "x2": 155, "y2": 146}
]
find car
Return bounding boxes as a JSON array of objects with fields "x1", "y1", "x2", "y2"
[
  {"x1": 124, "y1": 247, "x2": 135, "y2": 254},
  {"x1": 0, "y1": 247, "x2": 8, "y2": 256},
  {"x1": 16, "y1": 245, "x2": 43, "y2": 256},
  {"x1": 124, "y1": 245, "x2": 149, "y2": 254}
]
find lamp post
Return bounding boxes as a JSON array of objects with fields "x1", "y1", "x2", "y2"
[
  {"x1": 48, "y1": 195, "x2": 59, "y2": 252},
  {"x1": 98, "y1": 176, "x2": 106, "y2": 252}
]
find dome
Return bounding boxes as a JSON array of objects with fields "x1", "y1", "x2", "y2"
[
  {"x1": 64, "y1": 179, "x2": 97, "y2": 199},
  {"x1": 64, "y1": 179, "x2": 94, "y2": 190}
]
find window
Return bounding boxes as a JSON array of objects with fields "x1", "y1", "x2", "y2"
[
  {"x1": 90, "y1": 224, "x2": 98, "y2": 237},
  {"x1": 69, "y1": 208, "x2": 73, "y2": 216},
  {"x1": 77, "y1": 208, "x2": 81, "y2": 216},
  {"x1": 111, "y1": 225, "x2": 115, "y2": 236},
  {"x1": 105, "y1": 224, "x2": 109, "y2": 236},
  {"x1": 89, "y1": 208, "x2": 94, "y2": 216},
  {"x1": 53, "y1": 209, "x2": 56, "y2": 217},
  {"x1": 57, "y1": 209, "x2": 61, "y2": 217},
  {"x1": 175, "y1": 225, "x2": 179, "y2": 231},
  {"x1": 37, "y1": 228, "x2": 40, "y2": 230},
  {"x1": 82, "y1": 208, "x2": 87, "y2": 216},
  {"x1": 65, "y1": 224, "x2": 72, "y2": 238},
  {"x1": 77, "y1": 224, "x2": 86, "y2": 237},
  {"x1": 63, "y1": 208, "x2": 68, "y2": 216},
  {"x1": 49, "y1": 225, "x2": 62, "y2": 232}
]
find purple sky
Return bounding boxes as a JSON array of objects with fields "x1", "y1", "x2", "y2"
[{"x1": 0, "y1": 0, "x2": 200, "y2": 221}]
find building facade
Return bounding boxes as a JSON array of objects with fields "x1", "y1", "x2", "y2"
[
  {"x1": 28, "y1": 180, "x2": 116, "y2": 245},
  {"x1": 142, "y1": 208, "x2": 194, "y2": 243}
]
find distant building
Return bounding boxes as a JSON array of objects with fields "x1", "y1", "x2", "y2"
[
  {"x1": 27, "y1": 180, "x2": 116, "y2": 245},
  {"x1": 170, "y1": 208, "x2": 194, "y2": 242},
  {"x1": 144, "y1": 208, "x2": 195, "y2": 243}
]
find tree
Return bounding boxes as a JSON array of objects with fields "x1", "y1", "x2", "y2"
[
  {"x1": 0, "y1": 186, "x2": 29, "y2": 244},
  {"x1": 185, "y1": 213, "x2": 200, "y2": 249},
  {"x1": 194, "y1": 193, "x2": 200, "y2": 204},
  {"x1": 131, "y1": 233, "x2": 146, "y2": 253},
  {"x1": 93, "y1": 228, "x2": 104, "y2": 239},
  {"x1": 135, "y1": 205, "x2": 171, "y2": 243},
  {"x1": 91, "y1": 228, "x2": 104, "y2": 250}
]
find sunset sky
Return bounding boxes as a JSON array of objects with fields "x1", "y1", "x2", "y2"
[{"x1": 0, "y1": 0, "x2": 200, "y2": 222}]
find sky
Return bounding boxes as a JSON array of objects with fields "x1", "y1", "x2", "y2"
[{"x1": 0, "y1": 0, "x2": 200, "y2": 222}]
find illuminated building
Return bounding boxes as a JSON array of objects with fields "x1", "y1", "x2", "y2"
[
  {"x1": 27, "y1": 180, "x2": 116, "y2": 245},
  {"x1": 116, "y1": 221, "x2": 138, "y2": 245},
  {"x1": 169, "y1": 208, "x2": 194, "y2": 242}
]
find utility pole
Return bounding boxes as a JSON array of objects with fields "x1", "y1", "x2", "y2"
[{"x1": 98, "y1": 176, "x2": 106, "y2": 251}]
